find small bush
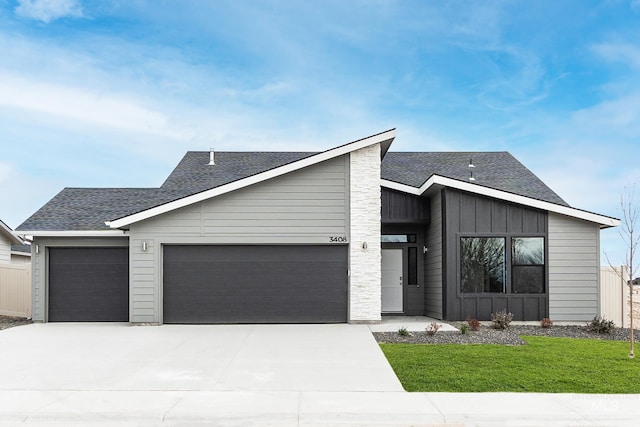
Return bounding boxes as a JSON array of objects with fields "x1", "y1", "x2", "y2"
[
  {"x1": 588, "y1": 316, "x2": 615, "y2": 334},
  {"x1": 491, "y1": 309, "x2": 513, "y2": 330},
  {"x1": 398, "y1": 326, "x2": 410, "y2": 337},
  {"x1": 466, "y1": 316, "x2": 481, "y2": 331},
  {"x1": 540, "y1": 318, "x2": 554, "y2": 328},
  {"x1": 459, "y1": 323, "x2": 470, "y2": 335},
  {"x1": 426, "y1": 322, "x2": 441, "y2": 336}
]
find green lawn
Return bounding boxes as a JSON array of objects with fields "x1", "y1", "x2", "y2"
[{"x1": 380, "y1": 336, "x2": 640, "y2": 393}]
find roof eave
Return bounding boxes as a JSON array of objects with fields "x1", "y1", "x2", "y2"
[
  {"x1": 0, "y1": 221, "x2": 24, "y2": 245},
  {"x1": 380, "y1": 176, "x2": 620, "y2": 229},
  {"x1": 20, "y1": 230, "x2": 129, "y2": 237},
  {"x1": 107, "y1": 129, "x2": 396, "y2": 229}
]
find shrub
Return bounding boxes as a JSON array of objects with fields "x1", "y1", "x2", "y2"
[
  {"x1": 398, "y1": 326, "x2": 410, "y2": 337},
  {"x1": 587, "y1": 316, "x2": 615, "y2": 334},
  {"x1": 540, "y1": 318, "x2": 554, "y2": 328},
  {"x1": 466, "y1": 316, "x2": 481, "y2": 331},
  {"x1": 426, "y1": 322, "x2": 441, "y2": 336},
  {"x1": 491, "y1": 309, "x2": 513, "y2": 330},
  {"x1": 459, "y1": 323, "x2": 470, "y2": 335}
]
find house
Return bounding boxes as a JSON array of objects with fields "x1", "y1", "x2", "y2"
[
  {"x1": 17, "y1": 129, "x2": 619, "y2": 324},
  {"x1": 0, "y1": 220, "x2": 30, "y2": 265}
]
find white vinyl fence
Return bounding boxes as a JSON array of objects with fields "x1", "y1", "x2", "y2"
[
  {"x1": 0, "y1": 263, "x2": 31, "y2": 318},
  {"x1": 600, "y1": 266, "x2": 629, "y2": 328}
]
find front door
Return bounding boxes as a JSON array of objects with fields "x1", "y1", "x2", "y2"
[{"x1": 382, "y1": 249, "x2": 403, "y2": 312}]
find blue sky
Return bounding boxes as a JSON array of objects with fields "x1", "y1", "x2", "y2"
[{"x1": 1, "y1": 0, "x2": 639, "y2": 263}]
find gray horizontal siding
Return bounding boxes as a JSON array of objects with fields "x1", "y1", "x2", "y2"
[
  {"x1": 548, "y1": 213, "x2": 600, "y2": 321},
  {"x1": 129, "y1": 155, "x2": 349, "y2": 323},
  {"x1": 133, "y1": 156, "x2": 347, "y2": 239}
]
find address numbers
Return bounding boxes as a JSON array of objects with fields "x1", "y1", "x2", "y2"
[{"x1": 329, "y1": 236, "x2": 348, "y2": 243}]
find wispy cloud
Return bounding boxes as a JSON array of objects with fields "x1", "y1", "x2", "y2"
[
  {"x1": 0, "y1": 73, "x2": 186, "y2": 139},
  {"x1": 15, "y1": 0, "x2": 83, "y2": 23},
  {"x1": 592, "y1": 42, "x2": 640, "y2": 69}
]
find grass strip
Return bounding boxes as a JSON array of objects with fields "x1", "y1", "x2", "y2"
[{"x1": 380, "y1": 336, "x2": 640, "y2": 393}]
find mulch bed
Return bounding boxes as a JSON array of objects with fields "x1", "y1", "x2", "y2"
[
  {"x1": 374, "y1": 323, "x2": 640, "y2": 345},
  {"x1": 0, "y1": 315, "x2": 32, "y2": 331}
]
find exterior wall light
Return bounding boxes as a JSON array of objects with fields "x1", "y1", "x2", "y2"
[{"x1": 142, "y1": 241, "x2": 148, "y2": 251}]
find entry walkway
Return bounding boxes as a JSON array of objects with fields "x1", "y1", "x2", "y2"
[{"x1": 369, "y1": 315, "x2": 459, "y2": 332}]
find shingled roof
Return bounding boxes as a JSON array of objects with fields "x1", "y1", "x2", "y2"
[
  {"x1": 382, "y1": 152, "x2": 568, "y2": 206},
  {"x1": 17, "y1": 150, "x2": 569, "y2": 232},
  {"x1": 17, "y1": 152, "x2": 318, "y2": 231},
  {"x1": 162, "y1": 151, "x2": 316, "y2": 195}
]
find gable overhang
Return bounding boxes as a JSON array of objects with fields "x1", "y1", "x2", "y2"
[
  {"x1": 106, "y1": 129, "x2": 396, "y2": 229},
  {"x1": 0, "y1": 221, "x2": 24, "y2": 245},
  {"x1": 381, "y1": 175, "x2": 620, "y2": 229}
]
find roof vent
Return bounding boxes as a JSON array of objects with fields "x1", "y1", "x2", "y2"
[
  {"x1": 469, "y1": 171, "x2": 476, "y2": 181},
  {"x1": 208, "y1": 148, "x2": 215, "y2": 166},
  {"x1": 468, "y1": 157, "x2": 475, "y2": 168}
]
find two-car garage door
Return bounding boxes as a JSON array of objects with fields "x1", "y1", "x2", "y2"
[{"x1": 163, "y1": 245, "x2": 348, "y2": 323}]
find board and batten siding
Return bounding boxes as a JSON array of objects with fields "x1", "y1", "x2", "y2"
[
  {"x1": 29, "y1": 237, "x2": 129, "y2": 322},
  {"x1": 424, "y1": 190, "x2": 443, "y2": 319},
  {"x1": 128, "y1": 155, "x2": 350, "y2": 323},
  {"x1": 548, "y1": 212, "x2": 600, "y2": 321}
]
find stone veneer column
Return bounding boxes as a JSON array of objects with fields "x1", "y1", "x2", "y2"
[{"x1": 349, "y1": 143, "x2": 381, "y2": 323}]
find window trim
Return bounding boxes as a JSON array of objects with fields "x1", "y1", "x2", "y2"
[{"x1": 457, "y1": 233, "x2": 547, "y2": 296}]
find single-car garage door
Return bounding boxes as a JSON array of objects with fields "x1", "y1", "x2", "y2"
[
  {"x1": 163, "y1": 245, "x2": 348, "y2": 324},
  {"x1": 48, "y1": 247, "x2": 129, "y2": 322}
]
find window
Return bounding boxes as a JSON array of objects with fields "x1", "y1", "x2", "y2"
[
  {"x1": 460, "y1": 236, "x2": 545, "y2": 294},
  {"x1": 512, "y1": 237, "x2": 545, "y2": 294},
  {"x1": 408, "y1": 247, "x2": 418, "y2": 285},
  {"x1": 381, "y1": 234, "x2": 416, "y2": 243},
  {"x1": 460, "y1": 237, "x2": 505, "y2": 293}
]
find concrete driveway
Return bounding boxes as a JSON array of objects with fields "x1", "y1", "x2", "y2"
[
  {"x1": 0, "y1": 323, "x2": 402, "y2": 392},
  {"x1": 1, "y1": 323, "x2": 639, "y2": 426}
]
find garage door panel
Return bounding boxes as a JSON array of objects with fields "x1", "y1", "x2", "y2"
[
  {"x1": 49, "y1": 248, "x2": 129, "y2": 322},
  {"x1": 163, "y1": 245, "x2": 347, "y2": 324}
]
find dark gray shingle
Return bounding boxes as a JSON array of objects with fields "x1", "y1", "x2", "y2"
[
  {"x1": 381, "y1": 152, "x2": 568, "y2": 206},
  {"x1": 17, "y1": 150, "x2": 568, "y2": 231},
  {"x1": 162, "y1": 151, "x2": 317, "y2": 194}
]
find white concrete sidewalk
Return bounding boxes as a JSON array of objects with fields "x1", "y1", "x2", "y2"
[{"x1": 0, "y1": 390, "x2": 637, "y2": 426}]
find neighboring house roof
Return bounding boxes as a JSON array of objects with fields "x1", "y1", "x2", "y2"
[
  {"x1": 11, "y1": 244, "x2": 31, "y2": 256},
  {"x1": 0, "y1": 220, "x2": 23, "y2": 245},
  {"x1": 382, "y1": 152, "x2": 568, "y2": 206},
  {"x1": 16, "y1": 129, "x2": 619, "y2": 233}
]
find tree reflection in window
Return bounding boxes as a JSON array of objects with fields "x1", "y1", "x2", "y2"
[
  {"x1": 512, "y1": 237, "x2": 545, "y2": 293},
  {"x1": 460, "y1": 237, "x2": 505, "y2": 293}
]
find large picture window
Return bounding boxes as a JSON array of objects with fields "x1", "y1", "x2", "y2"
[
  {"x1": 460, "y1": 237, "x2": 505, "y2": 293},
  {"x1": 512, "y1": 237, "x2": 545, "y2": 293},
  {"x1": 460, "y1": 236, "x2": 545, "y2": 294}
]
